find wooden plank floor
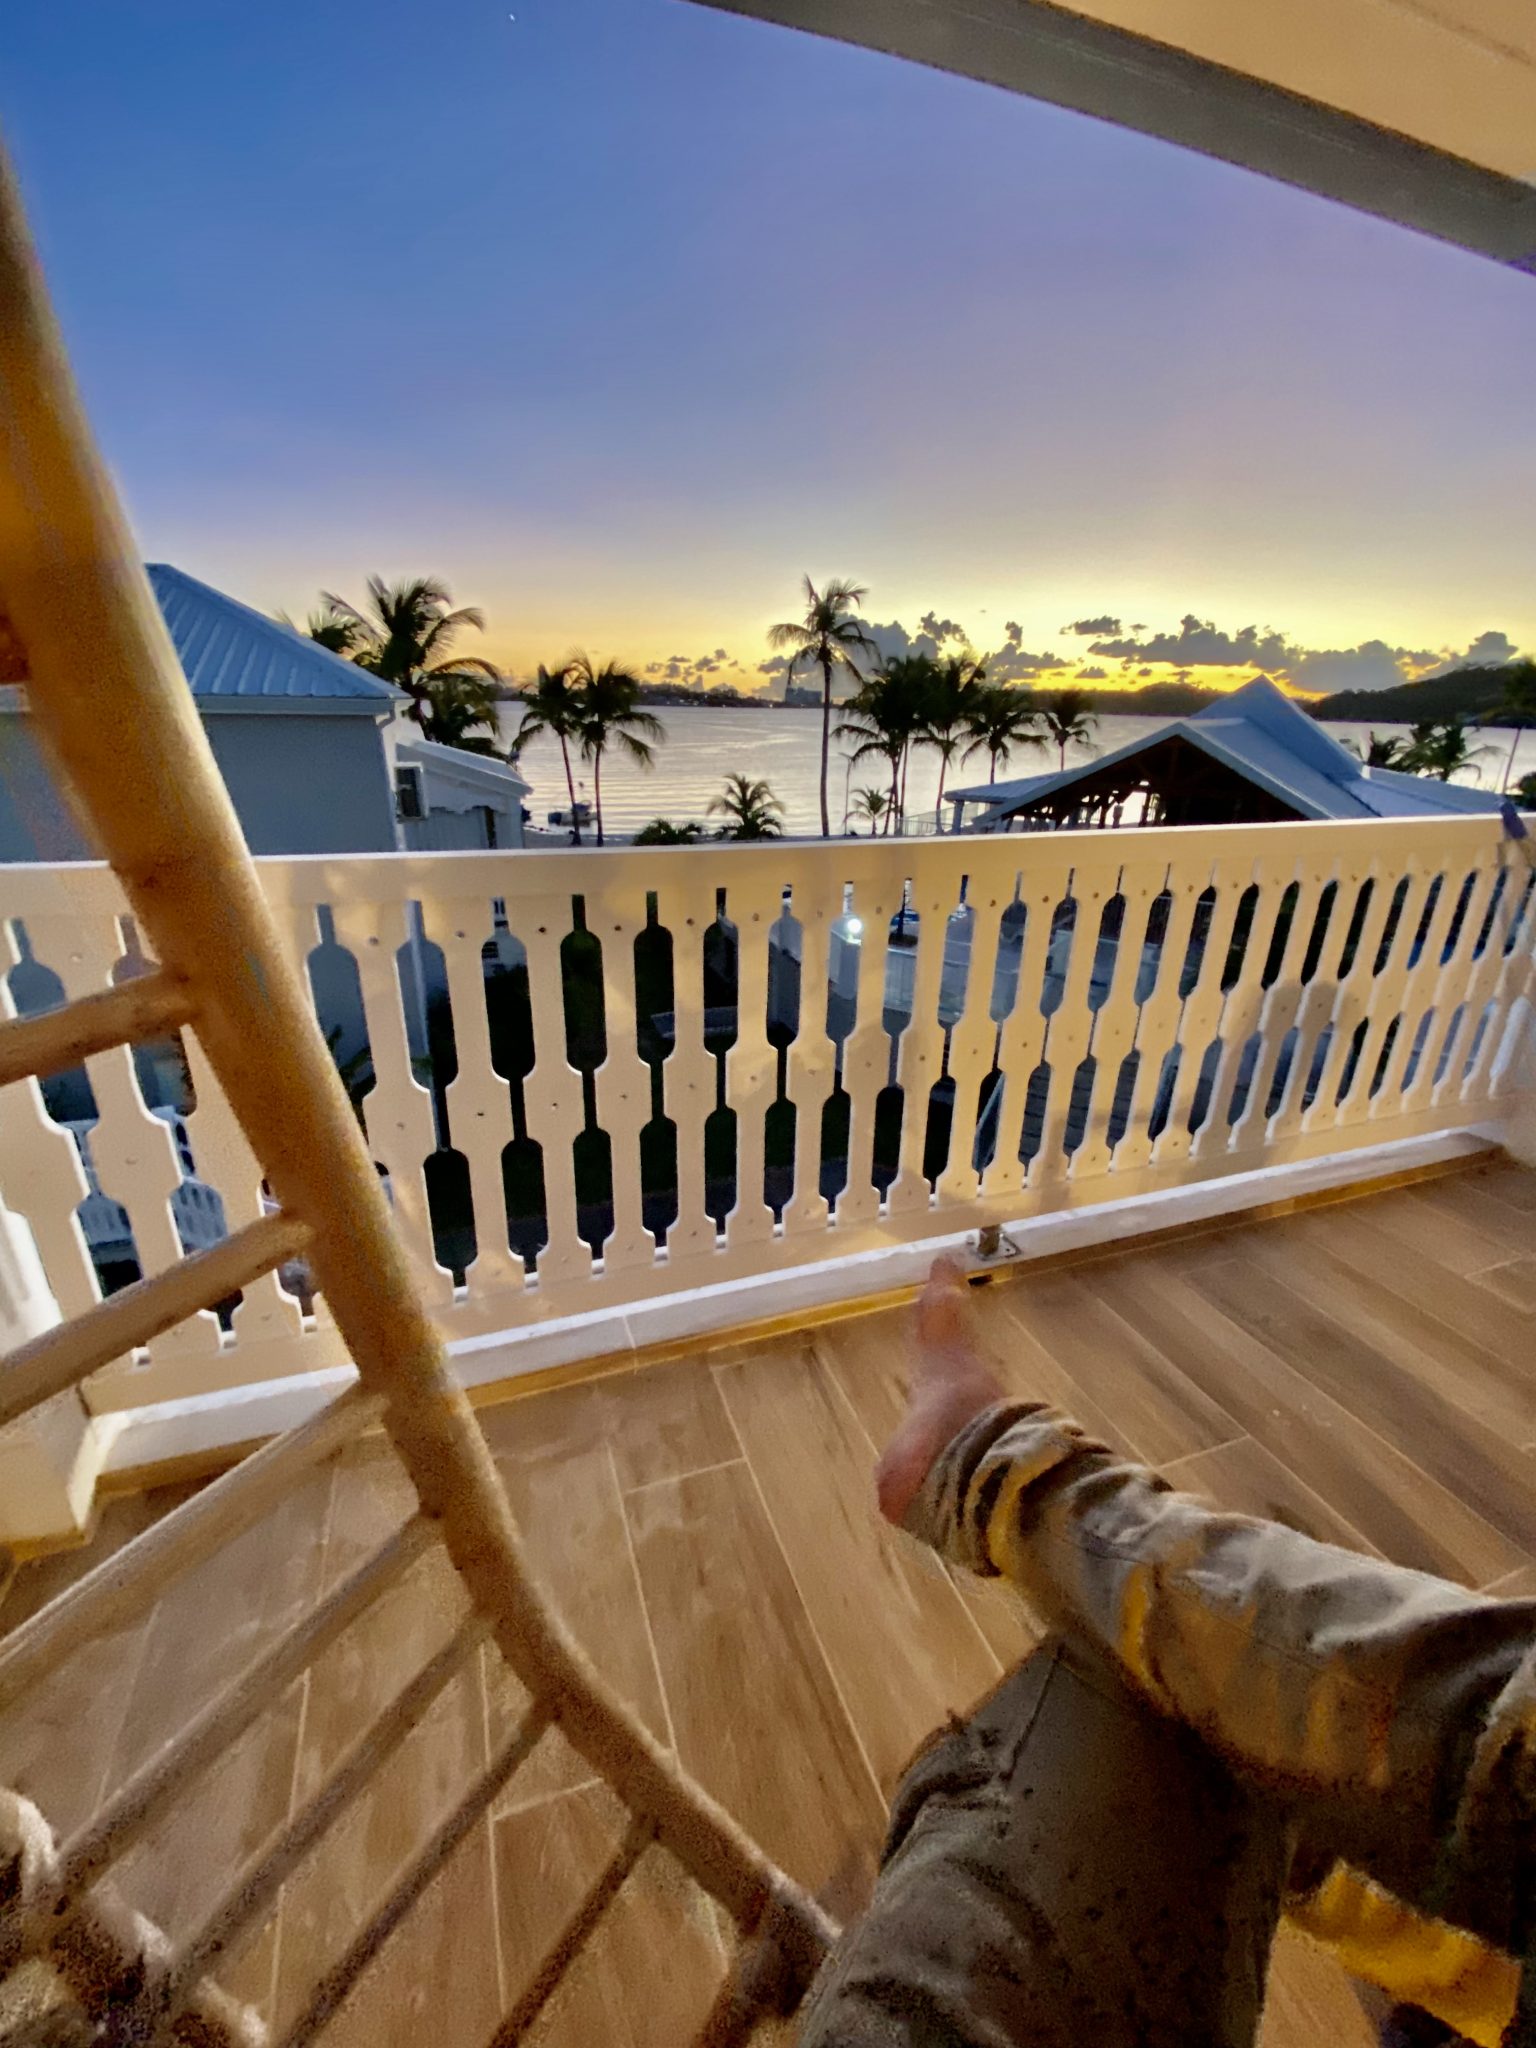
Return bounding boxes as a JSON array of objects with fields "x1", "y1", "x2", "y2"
[{"x1": 5, "y1": 1155, "x2": 1536, "y2": 2045}]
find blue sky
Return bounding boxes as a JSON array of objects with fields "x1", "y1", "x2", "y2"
[{"x1": 5, "y1": 0, "x2": 1534, "y2": 693}]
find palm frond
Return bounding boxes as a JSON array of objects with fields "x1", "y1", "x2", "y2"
[
  {"x1": 612, "y1": 729, "x2": 659, "y2": 768},
  {"x1": 426, "y1": 656, "x2": 502, "y2": 681},
  {"x1": 767, "y1": 622, "x2": 813, "y2": 652}
]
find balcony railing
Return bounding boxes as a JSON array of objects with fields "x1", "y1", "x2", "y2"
[{"x1": 3, "y1": 811, "x2": 1534, "y2": 1411}]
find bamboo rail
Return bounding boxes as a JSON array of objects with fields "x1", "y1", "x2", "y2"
[
  {"x1": 0, "y1": 128, "x2": 835, "y2": 2048},
  {"x1": 0, "y1": 1387, "x2": 379, "y2": 1714},
  {"x1": 0, "y1": 968, "x2": 194, "y2": 1088},
  {"x1": 0, "y1": 1787, "x2": 262, "y2": 2048},
  {"x1": 275, "y1": 1703, "x2": 553, "y2": 2048},
  {"x1": 0, "y1": 1209, "x2": 311, "y2": 1428},
  {"x1": 487, "y1": 1818, "x2": 654, "y2": 2047},
  {"x1": 150, "y1": 1622, "x2": 490, "y2": 2029},
  {"x1": 0, "y1": 1517, "x2": 433, "y2": 1974}
]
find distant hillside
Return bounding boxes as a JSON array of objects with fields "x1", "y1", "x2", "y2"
[
  {"x1": 1081, "y1": 680, "x2": 1224, "y2": 717},
  {"x1": 1310, "y1": 662, "x2": 1530, "y2": 726}
]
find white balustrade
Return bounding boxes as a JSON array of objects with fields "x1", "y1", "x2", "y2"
[{"x1": 3, "y1": 812, "x2": 1534, "y2": 1406}]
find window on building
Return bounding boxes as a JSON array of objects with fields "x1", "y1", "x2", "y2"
[{"x1": 395, "y1": 765, "x2": 425, "y2": 820}]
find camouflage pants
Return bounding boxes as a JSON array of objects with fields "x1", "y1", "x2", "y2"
[{"x1": 799, "y1": 1637, "x2": 1293, "y2": 2048}]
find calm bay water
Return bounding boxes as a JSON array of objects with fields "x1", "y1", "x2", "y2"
[{"x1": 499, "y1": 704, "x2": 1531, "y2": 839}]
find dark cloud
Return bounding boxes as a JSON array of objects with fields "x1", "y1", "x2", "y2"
[
  {"x1": 840, "y1": 612, "x2": 1066, "y2": 687},
  {"x1": 987, "y1": 618, "x2": 1067, "y2": 682},
  {"x1": 859, "y1": 617, "x2": 934, "y2": 667},
  {"x1": 1076, "y1": 666, "x2": 1108, "y2": 681},
  {"x1": 646, "y1": 647, "x2": 742, "y2": 688},
  {"x1": 1286, "y1": 641, "x2": 1433, "y2": 693},
  {"x1": 1080, "y1": 612, "x2": 1529, "y2": 694},
  {"x1": 1422, "y1": 629, "x2": 1519, "y2": 674},
  {"x1": 990, "y1": 646, "x2": 1067, "y2": 682},
  {"x1": 1090, "y1": 615, "x2": 1294, "y2": 669},
  {"x1": 1063, "y1": 615, "x2": 1121, "y2": 637},
  {"x1": 859, "y1": 616, "x2": 968, "y2": 667}
]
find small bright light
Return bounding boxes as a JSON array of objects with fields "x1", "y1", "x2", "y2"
[{"x1": 845, "y1": 917, "x2": 864, "y2": 938}]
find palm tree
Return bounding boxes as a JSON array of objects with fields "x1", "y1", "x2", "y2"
[
  {"x1": 964, "y1": 684, "x2": 1046, "y2": 784},
  {"x1": 1485, "y1": 660, "x2": 1536, "y2": 791},
  {"x1": 569, "y1": 655, "x2": 663, "y2": 846},
  {"x1": 316, "y1": 575, "x2": 500, "y2": 728},
  {"x1": 421, "y1": 675, "x2": 505, "y2": 757},
  {"x1": 848, "y1": 786, "x2": 891, "y2": 834},
  {"x1": 767, "y1": 576, "x2": 878, "y2": 837},
  {"x1": 292, "y1": 599, "x2": 366, "y2": 657},
  {"x1": 836, "y1": 656, "x2": 931, "y2": 833},
  {"x1": 918, "y1": 652, "x2": 991, "y2": 829},
  {"x1": 1038, "y1": 687, "x2": 1099, "y2": 771},
  {"x1": 1402, "y1": 718, "x2": 1492, "y2": 782},
  {"x1": 420, "y1": 672, "x2": 503, "y2": 754},
  {"x1": 634, "y1": 818, "x2": 704, "y2": 845},
  {"x1": 708, "y1": 773, "x2": 784, "y2": 840},
  {"x1": 515, "y1": 662, "x2": 588, "y2": 842},
  {"x1": 1342, "y1": 731, "x2": 1408, "y2": 768}
]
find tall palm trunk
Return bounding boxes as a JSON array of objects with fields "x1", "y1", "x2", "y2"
[
  {"x1": 887, "y1": 752, "x2": 900, "y2": 835},
  {"x1": 1505, "y1": 723, "x2": 1523, "y2": 792},
  {"x1": 558, "y1": 734, "x2": 582, "y2": 845},
  {"x1": 818, "y1": 655, "x2": 833, "y2": 837},
  {"x1": 935, "y1": 750, "x2": 950, "y2": 832},
  {"x1": 898, "y1": 743, "x2": 911, "y2": 833},
  {"x1": 593, "y1": 750, "x2": 605, "y2": 847},
  {"x1": 989, "y1": 748, "x2": 1000, "y2": 784}
]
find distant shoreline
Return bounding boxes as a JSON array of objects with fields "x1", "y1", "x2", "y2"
[
  {"x1": 498, "y1": 669, "x2": 1532, "y2": 727},
  {"x1": 497, "y1": 692, "x2": 1505, "y2": 727},
  {"x1": 497, "y1": 689, "x2": 810, "y2": 711}
]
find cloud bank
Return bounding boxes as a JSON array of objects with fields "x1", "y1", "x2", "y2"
[
  {"x1": 746, "y1": 607, "x2": 1526, "y2": 700},
  {"x1": 645, "y1": 647, "x2": 740, "y2": 688},
  {"x1": 1085, "y1": 613, "x2": 1524, "y2": 693}
]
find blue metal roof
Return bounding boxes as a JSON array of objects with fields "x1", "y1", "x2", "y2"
[
  {"x1": 147, "y1": 564, "x2": 400, "y2": 708},
  {"x1": 948, "y1": 677, "x2": 1508, "y2": 825}
]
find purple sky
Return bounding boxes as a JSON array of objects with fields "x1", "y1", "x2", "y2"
[{"x1": 5, "y1": 0, "x2": 1533, "y2": 693}]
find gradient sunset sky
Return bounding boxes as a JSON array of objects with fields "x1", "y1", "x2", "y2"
[{"x1": 5, "y1": 0, "x2": 1534, "y2": 697}]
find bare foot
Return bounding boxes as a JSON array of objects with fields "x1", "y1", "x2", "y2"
[{"x1": 875, "y1": 1257, "x2": 1004, "y2": 1527}]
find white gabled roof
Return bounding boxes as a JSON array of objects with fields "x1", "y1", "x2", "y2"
[{"x1": 947, "y1": 677, "x2": 1510, "y2": 825}]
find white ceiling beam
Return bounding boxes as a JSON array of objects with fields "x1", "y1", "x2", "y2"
[{"x1": 688, "y1": 0, "x2": 1536, "y2": 273}]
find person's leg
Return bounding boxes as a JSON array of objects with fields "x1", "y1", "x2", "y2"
[{"x1": 800, "y1": 1636, "x2": 1294, "y2": 2048}]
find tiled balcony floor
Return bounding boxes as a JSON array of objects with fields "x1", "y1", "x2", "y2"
[{"x1": 6, "y1": 1155, "x2": 1536, "y2": 2045}]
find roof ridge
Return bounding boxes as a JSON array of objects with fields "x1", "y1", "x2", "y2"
[{"x1": 145, "y1": 564, "x2": 402, "y2": 704}]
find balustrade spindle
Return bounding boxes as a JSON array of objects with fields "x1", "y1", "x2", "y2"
[
  {"x1": 1157, "y1": 854, "x2": 1257, "y2": 1168},
  {"x1": 834, "y1": 869, "x2": 898, "y2": 1233},
  {"x1": 934, "y1": 887, "x2": 1007, "y2": 1208},
  {"x1": 720, "y1": 872, "x2": 788, "y2": 1259},
  {"x1": 658, "y1": 870, "x2": 732, "y2": 1269}
]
